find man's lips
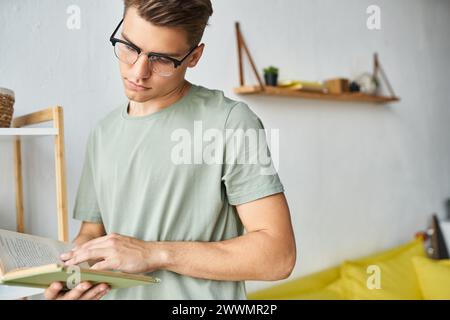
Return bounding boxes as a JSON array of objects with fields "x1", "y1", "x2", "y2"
[{"x1": 126, "y1": 79, "x2": 151, "y2": 91}]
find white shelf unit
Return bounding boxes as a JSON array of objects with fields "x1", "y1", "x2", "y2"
[
  {"x1": 0, "y1": 106, "x2": 68, "y2": 242},
  {"x1": 0, "y1": 128, "x2": 58, "y2": 137}
]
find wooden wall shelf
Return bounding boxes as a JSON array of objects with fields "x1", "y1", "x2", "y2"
[
  {"x1": 234, "y1": 22, "x2": 400, "y2": 105},
  {"x1": 234, "y1": 85, "x2": 400, "y2": 104}
]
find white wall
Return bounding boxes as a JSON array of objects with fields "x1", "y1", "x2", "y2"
[{"x1": 1, "y1": 0, "x2": 449, "y2": 296}]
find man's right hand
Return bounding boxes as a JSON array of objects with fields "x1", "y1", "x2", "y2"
[{"x1": 44, "y1": 281, "x2": 110, "y2": 300}]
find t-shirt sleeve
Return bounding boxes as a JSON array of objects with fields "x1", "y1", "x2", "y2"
[
  {"x1": 73, "y1": 130, "x2": 102, "y2": 223},
  {"x1": 222, "y1": 102, "x2": 284, "y2": 205}
]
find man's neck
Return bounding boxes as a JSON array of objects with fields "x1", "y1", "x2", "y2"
[{"x1": 128, "y1": 80, "x2": 191, "y2": 117}]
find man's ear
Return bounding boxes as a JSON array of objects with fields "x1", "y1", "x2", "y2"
[{"x1": 187, "y1": 43, "x2": 205, "y2": 68}]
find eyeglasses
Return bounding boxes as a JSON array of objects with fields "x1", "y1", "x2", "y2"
[{"x1": 109, "y1": 19, "x2": 198, "y2": 77}]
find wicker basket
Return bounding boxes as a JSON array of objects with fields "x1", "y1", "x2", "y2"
[{"x1": 0, "y1": 88, "x2": 15, "y2": 128}]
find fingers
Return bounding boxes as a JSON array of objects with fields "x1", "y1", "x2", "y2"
[
  {"x1": 44, "y1": 281, "x2": 111, "y2": 300},
  {"x1": 60, "y1": 281, "x2": 93, "y2": 300},
  {"x1": 44, "y1": 282, "x2": 64, "y2": 300},
  {"x1": 61, "y1": 241, "x2": 109, "y2": 261},
  {"x1": 61, "y1": 234, "x2": 119, "y2": 262},
  {"x1": 80, "y1": 283, "x2": 110, "y2": 300},
  {"x1": 89, "y1": 290, "x2": 110, "y2": 300},
  {"x1": 90, "y1": 260, "x2": 112, "y2": 271},
  {"x1": 64, "y1": 248, "x2": 111, "y2": 266},
  {"x1": 78, "y1": 233, "x2": 119, "y2": 252}
]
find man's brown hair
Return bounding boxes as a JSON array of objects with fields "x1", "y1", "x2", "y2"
[{"x1": 123, "y1": 0, "x2": 213, "y2": 48}]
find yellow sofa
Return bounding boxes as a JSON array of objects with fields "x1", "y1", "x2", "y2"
[{"x1": 248, "y1": 238, "x2": 450, "y2": 300}]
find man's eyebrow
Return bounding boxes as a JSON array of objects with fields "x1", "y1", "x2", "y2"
[
  {"x1": 120, "y1": 33, "x2": 139, "y2": 49},
  {"x1": 120, "y1": 32, "x2": 184, "y2": 57}
]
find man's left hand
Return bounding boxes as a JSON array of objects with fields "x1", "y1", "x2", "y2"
[{"x1": 61, "y1": 233, "x2": 159, "y2": 274}]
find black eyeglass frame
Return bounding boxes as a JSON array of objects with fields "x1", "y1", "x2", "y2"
[{"x1": 109, "y1": 19, "x2": 198, "y2": 69}]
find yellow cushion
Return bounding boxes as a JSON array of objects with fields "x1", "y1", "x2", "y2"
[
  {"x1": 247, "y1": 266, "x2": 344, "y2": 300},
  {"x1": 341, "y1": 239, "x2": 425, "y2": 299},
  {"x1": 286, "y1": 278, "x2": 345, "y2": 300},
  {"x1": 413, "y1": 256, "x2": 450, "y2": 299}
]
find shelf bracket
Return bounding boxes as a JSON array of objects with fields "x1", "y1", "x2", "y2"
[
  {"x1": 373, "y1": 53, "x2": 397, "y2": 98},
  {"x1": 235, "y1": 22, "x2": 264, "y2": 91}
]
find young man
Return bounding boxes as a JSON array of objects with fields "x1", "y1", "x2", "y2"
[{"x1": 45, "y1": 0, "x2": 296, "y2": 300}]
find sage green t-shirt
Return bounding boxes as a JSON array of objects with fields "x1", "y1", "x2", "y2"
[{"x1": 73, "y1": 83, "x2": 284, "y2": 300}]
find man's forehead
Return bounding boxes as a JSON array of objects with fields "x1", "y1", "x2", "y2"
[{"x1": 121, "y1": 14, "x2": 189, "y2": 57}]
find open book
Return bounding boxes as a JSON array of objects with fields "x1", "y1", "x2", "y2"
[{"x1": 0, "y1": 229, "x2": 160, "y2": 290}]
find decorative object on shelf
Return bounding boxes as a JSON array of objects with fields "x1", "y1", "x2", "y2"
[
  {"x1": 430, "y1": 214, "x2": 449, "y2": 259},
  {"x1": 354, "y1": 72, "x2": 379, "y2": 95},
  {"x1": 278, "y1": 80, "x2": 325, "y2": 92},
  {"x1": 233, "y1": 22, "x2": 399, "y2": 104},
  {"x1": 263, "y1": 66, "x2": 279, "y2": 86},
  {"x1": 0, "y1": 88, "x2": 15, "y2": 128},
  {"x1": 415, "y1": 214, "x2": 450, "y2": 260},
  {"x1": 349, "y1": 81, "x2": 361, "y2": 92},
  {"x1": 324, "y1": 78, "x2": 350, "y2": 94}
]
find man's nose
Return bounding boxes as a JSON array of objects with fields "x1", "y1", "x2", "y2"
[{"x1": 131, "y1": 54, "x2": 151, "y2": 79}]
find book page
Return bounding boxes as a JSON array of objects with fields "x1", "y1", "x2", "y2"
[{"x1": 0, "y1": 229, "x2": 73, "y2": 274}]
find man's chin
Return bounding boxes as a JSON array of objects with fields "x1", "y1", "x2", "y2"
[{"x1": 124, "y1": 90, "x2": 153, "y2": 103}]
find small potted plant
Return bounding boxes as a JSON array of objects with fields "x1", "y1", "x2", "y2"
[{"x1": 263, "y1": 66, "x2": 279, "y2": 86}]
